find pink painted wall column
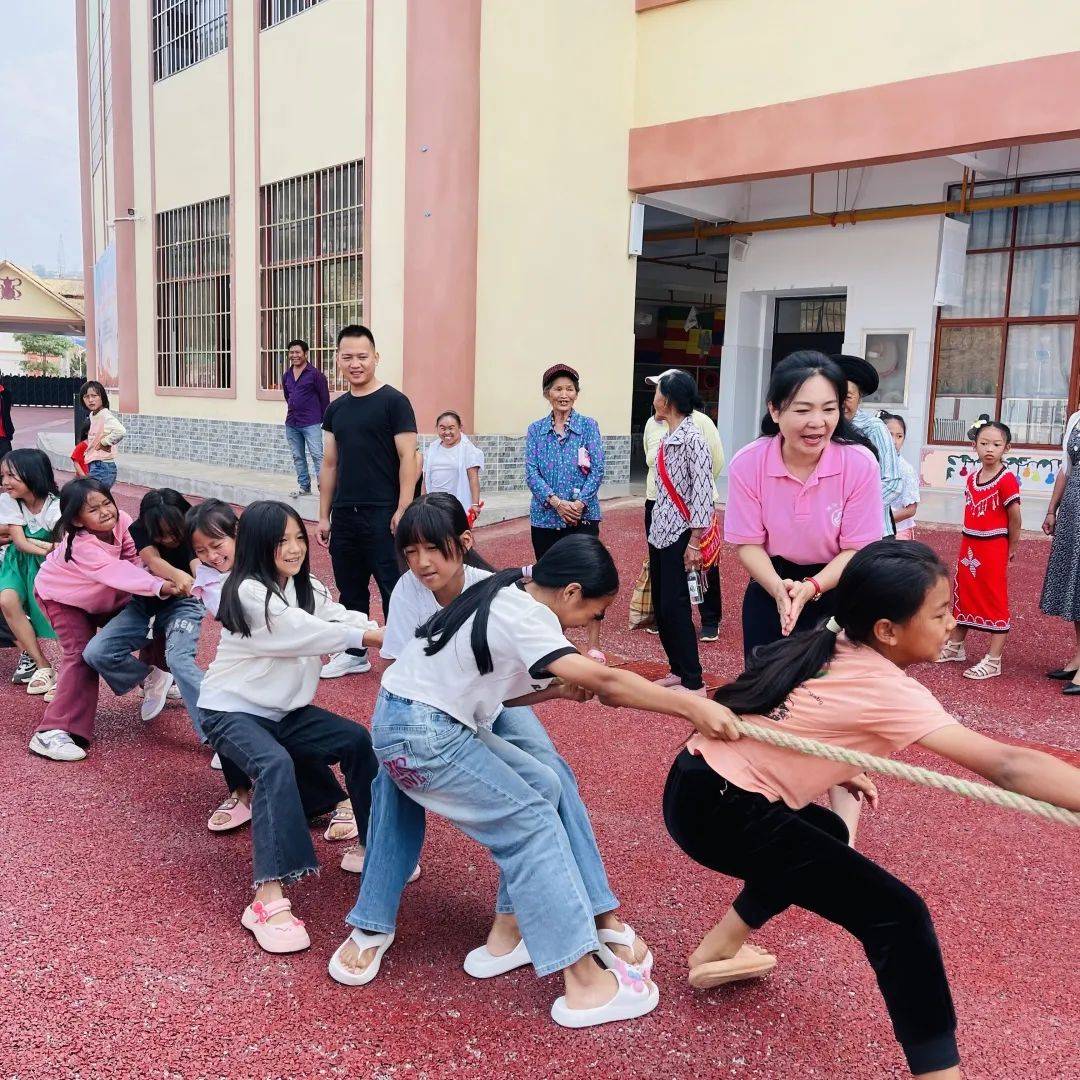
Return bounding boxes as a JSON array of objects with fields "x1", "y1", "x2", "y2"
[
  {"x1": 74, "y1": 0, "x2": 98, "y2": 380},
  {"x1": 401, "y1": 0, "x2": 481, "y2": 433}
]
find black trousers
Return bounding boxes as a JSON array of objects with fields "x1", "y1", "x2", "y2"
[
  {"x1": 330, "y1": 504, "x2": 400, "y2": 653},
  {"x1": 741, "y1": 555, "x2": 834, "y2": 665},
  {"x1": 663, "y1": 750, "x2": 959, "y2": 1075},
  {"x1": 219, "y1": 752, "x2": 345, "y2": 819},
  {"x1": 531, "y1": 520, "x2": 600, "y2": 559},
  {"x1": 648, "y1": 532, "x2": 703, "y2": 690},
  {"x1": 645, "y1": 500, "x2": 720, "y2": 628},
  {"x1": 0, "y1": 438, "x2": 11, "y2": 459}
]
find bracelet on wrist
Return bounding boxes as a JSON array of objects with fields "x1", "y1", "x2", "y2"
[{"x1": 804, "y1": 575, "x2": 823, "y2": 600}]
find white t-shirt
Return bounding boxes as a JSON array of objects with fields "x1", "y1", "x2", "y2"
[
  {"x1": 381, "y1": 581, "x2": 577, "y2": 731},
  {"x1": 0, "y1": 492, "x2": 61, "y2": 534},
  {"x1": 382, "y1": 564, "x2": 490, "y2": 659},
  {"x1": 192, "y1": 563, "x2": 226, "y2": 618},
  {"x1": 423, "y1": 436, "x2": 484, "y2": 511}
]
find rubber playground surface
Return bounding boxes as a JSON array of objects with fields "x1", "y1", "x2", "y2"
[{"x1": 3, "y1": 491, "x2": 1078, "y2": 1079}]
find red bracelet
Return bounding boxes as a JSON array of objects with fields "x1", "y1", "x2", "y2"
[{"x1": 805, "y1": 576, "x2": 822, "y2": 600}]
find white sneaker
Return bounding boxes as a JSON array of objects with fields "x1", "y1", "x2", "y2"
[
  {"x1": 320, "y1": 651, "x2": 371, "y2": 679},
  {"x1": 167, "y1": 684, "x2": 182, "y2": 701},
  {"x1": 210, "y1": 752, "x2": 223, "y2": 771},
  {"x1": 141, "y1": 667, "x2": 175, "y2": 721},
  {"x1": 29, "y1": 729, "x2": 87, "y2": 762}
]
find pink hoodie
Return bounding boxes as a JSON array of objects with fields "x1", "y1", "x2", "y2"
[{"x1": 34, "y1": 509, "x2": 166, "y2": 613}]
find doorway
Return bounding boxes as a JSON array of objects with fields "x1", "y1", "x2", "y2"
[{"x1": 770, "y1": 295, "x2": 846, "y2": 369}]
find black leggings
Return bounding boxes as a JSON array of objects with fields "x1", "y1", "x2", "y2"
[{"x1": 663, "y1": 750, "x2": 958, "y2": 1075}]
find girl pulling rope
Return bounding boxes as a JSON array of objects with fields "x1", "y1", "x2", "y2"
[{"x1": 662, "y1": 540, "x2": 1080, "y2": 1079}]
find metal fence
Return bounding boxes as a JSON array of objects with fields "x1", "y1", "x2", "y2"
[{"x1": 3, "y1": 376, "x2": 83, "y2": 408}]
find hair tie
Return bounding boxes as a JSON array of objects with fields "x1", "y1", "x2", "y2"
[
  {"x1": 521, "y1": 564, "x2": 534, "y2": 578},
  {"x1": 825, "y1": 616, "x2": 842, "y2": 634}
]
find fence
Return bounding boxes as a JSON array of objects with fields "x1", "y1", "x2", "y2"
[{"x1": 3, "y1": 376, "x2": 83, "y2": 408}]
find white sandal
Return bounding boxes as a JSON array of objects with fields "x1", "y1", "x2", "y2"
[
  {"x1": 963, "y1": 655, "x2": 1002, "y2": 680},
  {"x1": 328, "y1": 929, "x2": 395, "y2": 986},
  {"x1": 26, "y1": 666, "x2": 56, "y2": 695},
  {"x1": 463, "y1": 937, "x2": 531, "y2": 979},
  {"x1": 338, "y1": 844, "x2": 421, "y2": 882},
  {"x1": 597, "y1": 922, "x2": 653, "y2": 972},
  {"x1": 550, "y1": 965, "x2": 659, "y2": 1029},
  {"x1": 935, "y1": 641, "x2": 966, "y2": 664}
]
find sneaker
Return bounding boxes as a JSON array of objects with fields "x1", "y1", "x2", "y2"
[
  {"x1": 290, "y1": 488, "x2": 312, "y2": 498},
  {"x1": 320, "y1": 651, "x2": 371, "y2": 679},
  {"x1": 699, "y1": 625, "x2": 719, "y2": 642},
  {"x1": 29, "y1": 729, "x2": 87, "y2": 762},
  {"x1": 12, "y1": 652, "x2": 35, "y2": 684},
  {"x1": 167, "y1": 684, "x2": 182, "y2": 701},
  {"x1": 210, "y1": 752, "x2": 223, "y2": 771},
  {"x1": 644, "y1": 627, "x2": 660, "y2": 635},
  {"x1": 141, "y1": 667, "x2": 175, "y2": 721}
]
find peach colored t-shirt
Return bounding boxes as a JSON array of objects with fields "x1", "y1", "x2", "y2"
[{"x1": 688, "y1": 636, "x2": 958, "y2": 809}]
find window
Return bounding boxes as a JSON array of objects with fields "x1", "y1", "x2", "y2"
[
  {"x1": 930, "y1": 172, "x2": 1080, "y2": 446},
  {"x1": 261, "y1": 0, "x2": 326, "y2": 30},
  {"x1": 259, "y1": 161, "x2": 363, "y2": 392},
  {"x1": 152, "y1": 0, "x2": 228, "y2": 82},
  {"x1": 775, "y1": 296, "x2": 846, "y2": 333},
  {"x1": 156, "y1": 197, "x2": 231, "y2": 390}
]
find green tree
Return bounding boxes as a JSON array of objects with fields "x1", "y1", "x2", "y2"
[{"x1": 13, "y1": 333, "x2": 75, "y2": 376}]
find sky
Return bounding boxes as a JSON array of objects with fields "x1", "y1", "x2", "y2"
[{"x1": 0, "y1": 1, "x2": 82, "y2": 276}]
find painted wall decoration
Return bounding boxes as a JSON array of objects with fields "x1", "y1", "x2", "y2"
[
  {"x1": 921, "y1": 446, "x2": 1063, "y2": 490},
  {"x1": 93, "y1": 244, "x2": 119, "y2": 389}
]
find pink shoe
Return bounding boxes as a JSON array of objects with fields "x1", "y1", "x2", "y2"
[
  {"x1": 652, "y1": 674, "x2": 682, "y2": 687},
  {"x1": 586, "y1": 648, "x2": 608, "y2": 665},
  {"x1": 207, "y1": 795, "x2": 252, "y2": 833},
  {"x1": 673, "y1": 685, "x2": 708, "y2": 697},
  {"x1": 241, "y1": 898, "x2": 310, "y2": 954}
]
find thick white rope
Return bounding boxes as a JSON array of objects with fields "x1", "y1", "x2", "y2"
[{"x1": 733, "y1": 719, "x2": 1080, "y2": 828}]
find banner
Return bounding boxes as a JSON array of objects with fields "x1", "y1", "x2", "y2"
[{"x1": 93, "y1": 244, "x2": 119, "y2": 389}]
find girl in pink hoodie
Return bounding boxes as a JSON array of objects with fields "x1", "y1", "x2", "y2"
[{"x1": 29, "y1": 478, "x2": 178, "y2": 762}]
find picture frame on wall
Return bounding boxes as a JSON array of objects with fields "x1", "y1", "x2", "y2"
[{"x1": 861, "y1": 329, "x2": 913, "y2": 407}]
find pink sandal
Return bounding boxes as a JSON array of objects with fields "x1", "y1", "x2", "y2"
[
  {"x1": 207, "y1": 795, "x2": 252, "y2": 833},
  {"x1": 241, "y1": 898, "x2": 310, "y2": 954},
  {"x1": 586, "y1": 648, "x2": 608, "y2": 665},
  {"x1": 323, "y1": 804, "x2": 358, "y2": 842}
]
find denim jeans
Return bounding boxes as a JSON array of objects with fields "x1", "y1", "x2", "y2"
[
  {"x1": 285, "y1": 422, "x2": 323, "y2": 492},
  {"x1": 345, "y1": 691, "x2": 600, "y2": 976},
  {"x1": 201, "y1": 704, "x2": 378, "y2": 887},
  {"x1": 83, "y1": 595, "x2": 207, "y2": 739},
  {"x1": 87, "y1": 460, "x2": 117, "y2": 488}
]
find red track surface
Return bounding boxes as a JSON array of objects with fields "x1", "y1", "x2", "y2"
[{"x1": 3, "y1": 495, "x2": 1078, "y2": 1079}]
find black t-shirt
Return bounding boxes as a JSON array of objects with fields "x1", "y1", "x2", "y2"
[
  {"x1": 130, "y1": 521, "x2": 196, "y2": 573},
  {"x1": 323, "y1": 385, "x2": 417, "y2": 508}
]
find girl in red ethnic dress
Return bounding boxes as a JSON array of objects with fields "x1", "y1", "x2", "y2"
[{"x1": 937, "y1": 419, "x2": 1021, "y2": 680}]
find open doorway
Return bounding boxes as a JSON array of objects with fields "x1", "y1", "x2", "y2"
[
  {"x1": 770, "y1": 295, "x2": 846, "y2": 369},
  {"x1": 632, "y1": 206, "x2": 727, "y2": 480}
]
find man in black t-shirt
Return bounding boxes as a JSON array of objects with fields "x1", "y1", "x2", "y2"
[{"x1": 317, "y1": 324, "x2": 417, "y2": 679}]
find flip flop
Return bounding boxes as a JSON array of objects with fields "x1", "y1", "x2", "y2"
[
  {"x1": 328, "y1": 929, "x2": 395, "y2": 986},
  {"x1": 597, "y1": 922, "x2": 653, "y2": 972},
  {"x1": 688, "y1": 944, "x2": 777, "y2": 989},
  {"x1": 207, "y1": 795, "x2": 252, "y2": 833},
  {"x1": 551, "y1": 964, "x2": 659, "y2": 1028},
  {"x1": 324, "y1": 804, "x2": 358, "y2": 842}
]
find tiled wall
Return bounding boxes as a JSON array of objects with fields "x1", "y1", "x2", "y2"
[{"x1": 119, "y1": 414, "x2": 632, "y2": 491}]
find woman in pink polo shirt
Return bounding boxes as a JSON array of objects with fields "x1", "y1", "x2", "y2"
[
  {"x1": 664, "y1": 540, "x2": 1080, "y2": 1078},
  {"x1": 725, "y1": 351, "x2": 883, "y2": 661}
]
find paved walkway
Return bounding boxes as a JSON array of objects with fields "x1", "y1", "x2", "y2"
[{"x1": 2, "y1": 496, "x2": 1076, "y2": 1079}]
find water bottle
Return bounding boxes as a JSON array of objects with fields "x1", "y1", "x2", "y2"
[
  {"x1": 687, "y1": 570, "x2": 703, "y2": 605},
  {"x1": 571, "y1": 487, "x2": 584, "y2": 524}
]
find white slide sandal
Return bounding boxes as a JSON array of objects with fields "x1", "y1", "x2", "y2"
[
  {"x1": 328, "y1": 929, "x2": 395, "y2": 986},
  {"x1": 462, "y1": 937, "x2": 531, "y2": 979},
  {"x1": 596, "y1": 922, "x2": 654, "y2": 973},
  {"x1": 551, "y1": 967, "x2": 659, "y2": 1029}
]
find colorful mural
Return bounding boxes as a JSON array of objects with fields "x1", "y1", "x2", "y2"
[{"x1": 921, "y1": 446, "x2": 1063, "y2": 491}]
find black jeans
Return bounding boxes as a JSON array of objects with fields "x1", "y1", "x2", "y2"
[
  {"x1": 741, "y1": 555, "x2": 834, "y2": 665},
  {"x1": 663, "y1": 750, "x2": 959, "y2": 1075},
  {"x1": 531, "y1": 521, "x2": 600, "y2": 559},
  {"x1": 645, "y1": 500, "x2": 720, "y2": 628},
  {"x1": 218, "y1": 753, "x2": 345, "y2": 819},
  {"x1": 202, "y1": 705, "x2": 378, "y2": 887},
  {"x1": 648, "y1": 532, "x2": 703, "y2": 690},
  {"x1": 330, "y1": 504, "x2": 400, "y2": 653}
]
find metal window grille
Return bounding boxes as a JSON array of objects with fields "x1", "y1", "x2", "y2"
[
  {"x1": 156, "y1": 197, "x2": 232, "y2": 390},
  {"x1": 261, "y1": 0, "x2": 326, "y2": 30},
  {"x1": 259, "y1": 161, "x2": 363, "y2": 392},
  {"x1": 152, "y1": 0, "x2": 228, "y2": 82}
]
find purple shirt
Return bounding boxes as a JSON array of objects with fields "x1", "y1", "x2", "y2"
[{"x1": 283, "y1": 364, "x2": 331, "y2": 428}]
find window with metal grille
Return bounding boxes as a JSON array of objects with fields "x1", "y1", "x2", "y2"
[
  {"x1": 259, "y1": 161, "x2": 363, "y2": 392},
  {"x1": 261, "y1": 0, "x2": 326, "y2": 30},
  {"x1": 152, "y1": 0, "x2": 228, "y2": 82},
  {"x1": 156, "y1": 197, "x2": 232, "y2": 390}
]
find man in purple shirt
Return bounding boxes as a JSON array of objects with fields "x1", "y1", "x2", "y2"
[{"x1": 282, "y1": 338, "x2": 331, "y2": 497}]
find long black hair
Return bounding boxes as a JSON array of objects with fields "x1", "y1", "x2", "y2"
[
  {"x1": 79, "y1": 380, "x2": 110, "y2": 411},
  {"x1": 715, "y1": 540, "x2": 947, "y2": 716},
  {"x1": 137, "y1": 487, "x2": 191, "y2": 549},
  {"x1": 417, "y1": 532, "x2": 618, "y2": 675},
  {"x1": 395, "y1": 492, "x2": 494, "y2": 572},
  {"x1": 217, "y1": 500, "x2": 315, "y2": 637},
  {"x1": 52, "y1": 477, "x2": 118, "y2": 560},
  {"x1": 186, "y1": 498, "x2": 238, "y2": 541},
  {"x1": 761, "y1": 351, "x2": 877, "y2": 459},
  {"x1": 1, "y1": 448, "x2": 59, "y2": 504}
]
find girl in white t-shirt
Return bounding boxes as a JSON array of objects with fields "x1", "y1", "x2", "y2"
[
  {"x1": 422, "y1": 410, "x2": 484, "y2": 521},
  {"x1": 881, "y1": 412, "x2": 920, "y2": 539},
  {"x1": 328, "y1": 527, "x2": 740, "y2": 1029},
  {"x1": 0, "y1": 449, "x2": 61, "y2": 694}
]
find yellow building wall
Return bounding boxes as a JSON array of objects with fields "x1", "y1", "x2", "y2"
[
  {"x1": 474, "y1": 0, "x2": 637, "y2": 437},
  {"x1": 635, "y1": 0, "x2": 1080, "y2": 127},
  {"x1": 259, "y1": 0, "x2": 366, "y2": 186}
]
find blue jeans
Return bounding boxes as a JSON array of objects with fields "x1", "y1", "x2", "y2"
[
  {"x1": 83, "y1": 595, "x2": 207, "y2": 739},
  {"x1": 87, "y1": 460, "x2": 117, "y2": 488},
  {"x1": 345, "y1": 691, "x2": 601, "y2": 976},
  {"x1": 285, "y1": 423, "x2": 323, "y2": 492}
]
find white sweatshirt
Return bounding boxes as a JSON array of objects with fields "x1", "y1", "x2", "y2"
[{"x1": 197, "y1": 575, "x2": 376, "y2": 721}]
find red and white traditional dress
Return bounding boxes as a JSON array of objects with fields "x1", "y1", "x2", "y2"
[{"x1": 953, "y1": 466, "x2": 1020, "y2": 632}]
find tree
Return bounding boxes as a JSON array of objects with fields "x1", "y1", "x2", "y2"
[{"x1": 13, "y1": 333, "x2": 75, "y2": 377}]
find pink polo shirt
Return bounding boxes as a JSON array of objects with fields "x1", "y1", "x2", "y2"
[
  {"x1": 724, "y1": 436, "x2": 883, "y2": 565},
  {"x1": 688, "y1": 636, "x2": 959, "y2": 809}
]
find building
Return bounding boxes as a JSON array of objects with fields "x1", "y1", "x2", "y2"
[
  {"x1": 76, "y1": 0, "x2": 1080, "y2": 501},
  {"x1": 0, "y1": 260, "x2": 86, "y2": 374}
]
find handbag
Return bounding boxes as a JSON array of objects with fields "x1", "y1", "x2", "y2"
[
  {"x1": 628, "y1": 557, "x2": 655, "y2": 630},
  {"x1": 656, "y1": 441, "x2": 722, "y2": 569}
]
